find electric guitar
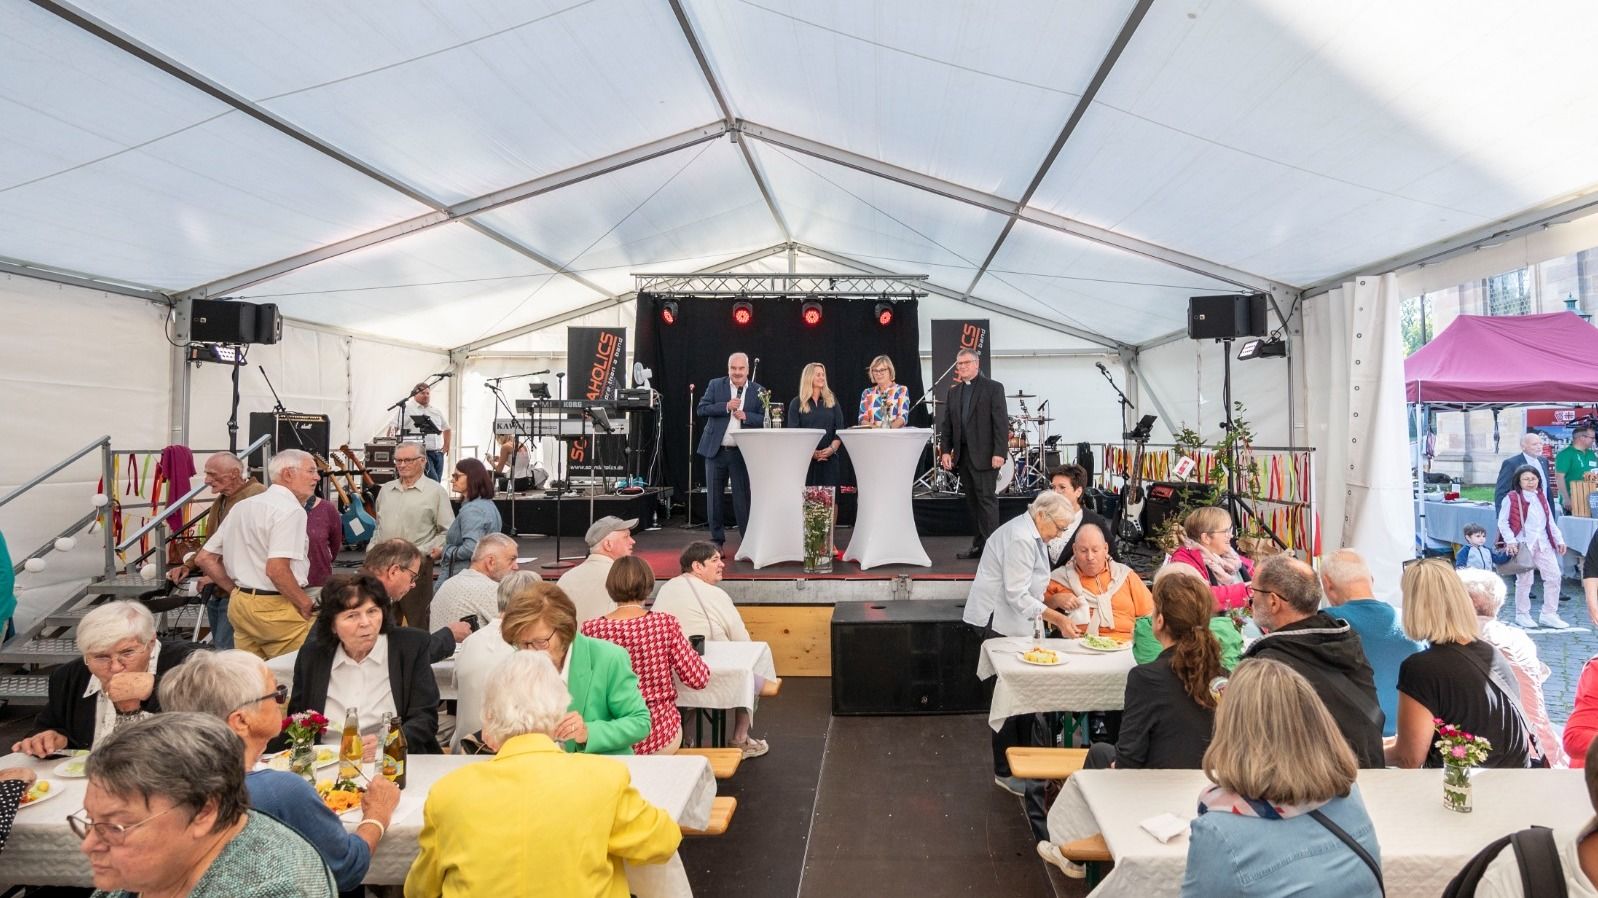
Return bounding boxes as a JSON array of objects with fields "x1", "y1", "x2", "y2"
[
  {"x1": 339, "y1": 444, "x2": 381, "y2": 511},
  {"x1": 1118, "y1": 440, "x2": 1149, "y2": 542},
  {"x1": 331, "y1": 447, "x2": 377, "y2": 547}
]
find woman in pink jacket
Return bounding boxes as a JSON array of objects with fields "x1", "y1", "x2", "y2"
[{"x1": 1167, "y1": 506, "x2": 1254, "y2": 612}]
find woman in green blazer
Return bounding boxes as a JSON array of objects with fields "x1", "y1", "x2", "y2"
[{"x1": 499, "y1": 582, "x2": 650, "y2": 754}]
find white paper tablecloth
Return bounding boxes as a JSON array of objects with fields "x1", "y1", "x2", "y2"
[
  {"x1": 838, "y1": 427, "x2": 931, "y2": 568},
  {"x1": 675, "y1": 640, "x2": 776, "y2": 712},
  {"x1": 266, "y1": 649, "x2": 458, "y2": 700},
  {"x1": 732, "y1": 428, "x2": 825, "y2": 568},
  {"x1": 0, "y1": 750, "x2": 713, "y2": 897},
  {"x1": 1047, "y1": 768, "x2": 1591, "y2": 898},
  {"x1": 975, "y1": 636, "x2": 1136, "y2": 730}
]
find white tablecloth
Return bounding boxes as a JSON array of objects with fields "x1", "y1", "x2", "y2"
[
  {"x1": 1047, "y1": 768, "x2": 1591, "y2": 898},
  {"x1": 675, "y1": 640, "x2": 776, "y2": 712},
  {"x1": 975, "y1": 636, "x2": 1136, "y2": 730},
  {"x1": 0, "y1": 750, "x2": 713, "y2": 897},
  {"x1": 838, "y1": 427, "x2": 931, "y2": 569},
  {"x1": 732, "y1": 428, "x2": 825, "y2": 568},
  {"x1": 266, "y1": 649, "x2": 458, "y2": 701}
]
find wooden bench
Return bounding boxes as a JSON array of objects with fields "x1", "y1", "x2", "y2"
[
  {"x1": 759, "y1": 676, "x2": 782, "y2": 698},
  {"x1": 677, "y1": 747, "x2": 743, "y2": 779},
  {"x1": 1057, "y1": 834, "x2": 1113, "y2": 886},
  {"x1": 682, "y1": 796, "x2": 736, "y2": 836},
  {"x1": 1005, "y1": 746, "x2": 1088, "y2": 780}
]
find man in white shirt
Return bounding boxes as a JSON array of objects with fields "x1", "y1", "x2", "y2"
[
  {"x1": 452, "y1": 569, "x2": 542, "y2": 750},
  {"x1": 432, "y1": 533, "x2": 525, "y2": 628},
  {"x1": 403, "y1": 382, "x2": 451, "y2": 481},
  {"x1": 371, "y1": 441, "x2": 454, "y2": 631},
  {"x1": 557, "y1": 516, "x2": 636, "y2": 623},
  {"x1": 1474, "y1": 737, "x2": 1598, "y2": 895},
  {"x1": 194, "y1": 449, "x2": 319, "y2": 659}
]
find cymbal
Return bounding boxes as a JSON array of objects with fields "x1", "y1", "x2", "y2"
[{"x1": 1007, "y1": 391, "x2": 1036, "y2": 399}]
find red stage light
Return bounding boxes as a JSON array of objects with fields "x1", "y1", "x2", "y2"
[
  {"x1": 660, "y1": 300, "x2": 679, "y2": 325},
  {"x1": 732, "y1": 301, "x2": 754, "y2": 326},
  {"x1": 801, "y1": 301, "x2": 823, "y2": 326},
  {"x1": 874, "y1": 302, "x2": 894, "y2": 326}
]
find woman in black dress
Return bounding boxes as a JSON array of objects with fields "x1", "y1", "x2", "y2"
[{"x1": 787, "y1": 362, "x2": 848, "y2": 487}]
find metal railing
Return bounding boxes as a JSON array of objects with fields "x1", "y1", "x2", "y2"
[{"x1": 1, "y1": 436, "x2": 114, "y2": 577}]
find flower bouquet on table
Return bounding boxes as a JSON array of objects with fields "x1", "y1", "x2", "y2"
[
  {"x1": 759, "y1": 389, "x2": 782, "y2": 428},
  {"x1": 282, "y1": 710, "x2": 330, "y2": 785},
  {"x1": 1435, "y1": 718, "x2": 1490, "y2": 813},
  {"x1": 802, "y1": 486, "x2": 836, "y2": 573}
]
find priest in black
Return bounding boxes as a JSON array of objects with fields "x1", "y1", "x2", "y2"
[{"x1": 938, "y1": 349, "x2": 1009, "y2": 559}]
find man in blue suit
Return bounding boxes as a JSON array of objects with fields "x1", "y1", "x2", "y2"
[
  {"x1": 697, "y1": 352, "x2": 763, "y2": 550},
  {"x1": 1494, "y1": 431, "x2": 1557, "y2": 512}
]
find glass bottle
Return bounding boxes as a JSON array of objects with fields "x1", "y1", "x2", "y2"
[
  {"x1": 381, "y1": 713, "x2": 408, "y2": 789},
  {"x1": 337, "y1": 706, "x2": 361, "y2": 786}
]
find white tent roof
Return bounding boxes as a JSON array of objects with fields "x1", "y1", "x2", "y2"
[{"x1": 5, "y1": 0, "x2": 1598, "y2": 349}]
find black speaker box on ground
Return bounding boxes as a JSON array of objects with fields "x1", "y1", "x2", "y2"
[
  {"x1": 831, "y1": 599, "x2": 993, "y2": 715},
  {"x1": 1140, "y1": 481, "x2": 1220, "y2": 536},
  {"x1": 248, "y1": 413, "x2": 331, "y2": 470},
  {"x1": 1187, "y1": 293, "x2": 1268, "y2": 341}
]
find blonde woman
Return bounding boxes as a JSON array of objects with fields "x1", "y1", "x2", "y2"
[
  {"x1": 785, "y1": 362, "x2": 847, "y2": 486},
  {"x1": 1167, "y1": 506, "x2": 1254, "y2": 611},
  {"x1": 1386, "y1": 559, "x2": 1533, "y2": 769},
  {"x1": 1181, "y1": 658, "x2": 1381, "y2": 898},
  {"x1": 857, "y1": 354, "x2": 909, "y2": 428}
]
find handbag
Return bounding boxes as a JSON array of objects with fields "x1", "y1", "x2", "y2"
[{"x1": 1495, "y1": 543, "x2": 1535, "y2": 576}]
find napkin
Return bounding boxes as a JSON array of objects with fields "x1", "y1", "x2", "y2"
[{"x1": 1139, "y1": 812, "x2": 1189, "y2": 843}]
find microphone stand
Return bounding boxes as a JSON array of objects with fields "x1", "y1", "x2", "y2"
[
  {"x1": 686, "y1": 383, "x2": 697, "y2": 527},
  {"x1": 913, "y1": 358, "x2": 961, "y2": 493},
  {"x1": 484, "y1": 375, "x2": 536, "y2": 535},
  {"x1": 542, "y1": 373, "x2": 577, "y2": 571}
]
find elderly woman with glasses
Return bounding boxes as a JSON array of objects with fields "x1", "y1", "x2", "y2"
[
  {"x1": 495, "y1": 581, "x2": 649, "y2": 754},
  {"x1": 159, "y1": 649, "x2": 400, "y2": 893},
  {"x1": 857, "y1": 354, "x2": 909, "y2": 429},
  {"x1": 1167, "y1": 506, "x2": 1255, "y2": 612},
  {"x1": 440, "y1": 457, "x2": 501, "y2": 582},
  {"x1": 406, "y1": 651, "x2": 680, "y2": 897},
  {"x1": 11, "y1": 601, "x2": 202, "y2": 757},
  {"x1": 74, "y1": 712, "x2": 336, "y2": 897},
  {"x1": 287, "y1": 573, "x2": 441, "y2": 756}
]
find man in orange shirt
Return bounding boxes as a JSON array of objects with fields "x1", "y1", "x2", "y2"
[{"x1": 1046, "y1": 523, "x2": 1152, "y2": 640}]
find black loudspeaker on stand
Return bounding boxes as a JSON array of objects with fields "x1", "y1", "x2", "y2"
[{"x1": 1186, "y1": 293, "x2": 1267, "y2": 341}]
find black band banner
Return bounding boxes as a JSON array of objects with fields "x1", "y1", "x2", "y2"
[
  {"x1": 566, "y1": 326, "x2": 627, "y2": 478},
  {"x1": 930, "y1": 318, "x2": 991, "y2": 404}
]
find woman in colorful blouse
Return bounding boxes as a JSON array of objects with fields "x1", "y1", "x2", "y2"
[
  {"x1": 580, "y1": 556, "x2": 709, "y2": 755},
  {"x1": 857, "y1": 354, "x2": 910, "y2": 428}
]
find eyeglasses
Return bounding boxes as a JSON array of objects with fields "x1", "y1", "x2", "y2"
[
  {"x1": 517, "y1": 632, "x2": 556, "y2": 651},
  {"x1": 230, "y1": 683, "x2": 288, "y2": 714},
  {"x1": 869, "y1": 367, "x2": 889, "y2": 373},
  {"x1": 395, "y1": 566, "x2": 421, "y2": 585},
  {"x1": 68, "y1": 806, "x2": 180, "y2": 845},
  {"x1": 1246, "y1": 586, "x2": 1278, "y2": 601},
  {"x1": 395, "y1": 456, "x2": 424, "y2": 465},
  {"x1": 86, "y1": 646, "x2": 145, "y2": 667}
]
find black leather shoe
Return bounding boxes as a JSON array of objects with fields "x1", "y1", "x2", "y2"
[{"x1": 957, "y1": 548, "x2": 983, "y2": 560}]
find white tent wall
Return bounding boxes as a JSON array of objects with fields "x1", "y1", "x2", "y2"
[
  {"x1": 0, "y1": 275, "x2": 172, "y2": 632},
  {"x1": 1131, "y1": 338, "x2": 1293, "y2": 446},
  {"x1": 1303, "y1": 275, "x2": 1413, "y2": 602}
]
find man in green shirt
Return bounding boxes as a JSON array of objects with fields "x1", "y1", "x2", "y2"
[{"x1": 1556, "y1": 424, "x2": 1598, "y2": 512}]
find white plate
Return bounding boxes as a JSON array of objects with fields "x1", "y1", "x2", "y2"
[
  {"x1": 259, "y1": 746, "x2": 340, "y2": 772},
  {"x1": 1076, "y1": 637, "x2": 1131, "y2": 653},
  {"x1": 1017, "y1": 651, "x2": 1065, "y2": 667},
  {"x1": 17, "y1": 779, "x2": 62, "y2": 811},
  {"x1": 52, "y1": 753, "x2": 89, "y2": 779}
]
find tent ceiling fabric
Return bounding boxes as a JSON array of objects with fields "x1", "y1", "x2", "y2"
[{"x1": 5, "y1": 0, "x2": 1598, "y2": 349}]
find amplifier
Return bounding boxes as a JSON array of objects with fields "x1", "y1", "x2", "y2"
[
  {"x1": 831, "y1": 600, "x2": 991, "y2": 715},
  {"x1": 363, "y1": 443, "x2": 395, "y2": 468},
  {"x1": 1140, "y1": 481, "x2": 1217, "y2": 535},
  {"x1": 247, "y1": 412, "x2": 330, "y2": 470}
]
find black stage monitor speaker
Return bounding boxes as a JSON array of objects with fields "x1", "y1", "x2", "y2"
[
  {"x1": 248, "y1": 413, "x2": 331, "y2": 470},
  {"x1": 190, "y1": 299, "x2": 282, "y2": 345},
  {"x1": 1187, "y1": 294, "x2": 1267, "y2": 341},
  {"x1": 831, "y1": 600, "x2": 992, "y2": 715},
  {"x1": 1141, "y1": 481, "x2": 1220, "y2": 536}
]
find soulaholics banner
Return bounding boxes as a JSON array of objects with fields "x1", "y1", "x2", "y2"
[
  {"x1": 930, "y1": 319, "x2": 991, "y2": 433},
  {"x1": 566, "y1": 326, "x2": 627, "y2": 479}
]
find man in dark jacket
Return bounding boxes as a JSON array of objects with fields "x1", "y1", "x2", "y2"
[
  {"x1": 1242, "y1": 554, "x2": 1386, "y2": 768},
  {"x1": 938, "y1": 349, "x2": 1008, "y2": 559}
]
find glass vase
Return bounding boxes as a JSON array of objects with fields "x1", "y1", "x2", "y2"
[
  {"x1": 1442, "y1": 760, "x2": 1473, "y2": 813},
  {"x1": 802, "y1": 486, "x2": 836, "y2": 573},
  {"x1": 288, "y1": 737, "x2": 318, "y2": 785}
]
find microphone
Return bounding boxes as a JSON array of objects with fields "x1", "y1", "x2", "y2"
[
  {"x1": 689, "y1": 383, "x2": 696, "y2": 392},
  {"x1": 1095, "y1": 362, "x2": 1108, "y2": 373},
  {"x1": 527, "y1": 369, "x2": 550, "y2": 376},
  {"x1": 431, "y1": 372, "x2": 454, "y2": 378}
]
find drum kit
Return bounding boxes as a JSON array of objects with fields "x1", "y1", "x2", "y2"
[{"x1": 915, "y1": 390, "x2": 1055, "y2": 495}]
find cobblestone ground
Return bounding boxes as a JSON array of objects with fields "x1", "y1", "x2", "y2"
[{"x1": 1496, "y1": 571, "x2": 1591, "y2": 727}]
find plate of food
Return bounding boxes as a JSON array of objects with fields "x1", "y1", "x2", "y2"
[
  {"x1": 17, "y1": 779, "x2": 60, "y2": 811},
  {"x1": 315, "y1": 779, "x2": 365, "y2": 818},
  {"x1": 1018, "y1": 646, "x2": 1063, "y2": 666},
  {"x1": 53, "y1": 751, "x2": 90, "y2": 778},
  {"x1": 1077, "y1": 634, "x2": 1131, "y2": 653},
  {"x1": 260, "y1": 746, "x2": 339, "y2": 772}
]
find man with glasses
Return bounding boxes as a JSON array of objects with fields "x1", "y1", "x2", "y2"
[
  {"x1": 371, "y1": 441, "x2": 454, "y2": 632},
  {"x1": 1241, "y1": 554, "x2": 1386, "y2": 767},
  {"x1": 939, "y1": 348, "x2": 1008, "y2": 559},
  {"x1": 362, "y1": 537, "x2": 472, "y2": 662},
  {"x1": 12, "y1": 601, "x2": 202, "y2": 757},
  {"x1": 195, "y1": 449, "x2": 319, "y2": 660},
  {"x1": 157, "y1": 649, "x2": 399, "y2": 892}
]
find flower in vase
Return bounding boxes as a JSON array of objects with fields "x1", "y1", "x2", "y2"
[{"x1": 1451, "y1": 745, "x2": 1468, "y2": 759}]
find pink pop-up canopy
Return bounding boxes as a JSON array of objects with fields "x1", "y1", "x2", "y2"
[{"x1": 1405, "y1": 311, "x2": 1598, "y2": 403}]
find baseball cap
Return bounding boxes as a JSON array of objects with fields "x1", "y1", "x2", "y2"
[{"x1": 584, "y1": 515, "x2": 638, "y2": 548}]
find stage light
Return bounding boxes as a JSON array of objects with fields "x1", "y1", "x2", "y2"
[
  {"x1": 732, "y1": 301, "x2": 754, "y2": 326},
  {"x1": 874, "y1": 302, "x2": 894, "y2": 326},
  {"x1": 660, "y1": 300, "x2": 679, "y2": 326},
  {"x1": 801, "y1": 301, "x2": 823, "y2": 326},
  {"x1": 1237, "y1": 336, "x2": 1287, "y2": 360}
]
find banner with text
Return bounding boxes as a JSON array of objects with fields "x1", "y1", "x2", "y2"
[
  {"x1": 930, "y1": 318, "x2": 991, "y2": 409},
  {"x1": 566, "y1": 326, "x2": 628, "y2": 479}
]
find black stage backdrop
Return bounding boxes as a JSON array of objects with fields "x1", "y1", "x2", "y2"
[
  {"x1": 634, "y1": 295, "x2": 928, "y2": 501},
  {"x1": 566, "y1": 326, "x2": 627, "y2": 478}
]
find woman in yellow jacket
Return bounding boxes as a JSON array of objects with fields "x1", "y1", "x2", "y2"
[{"x1": 404, "y1": 651, "x2": 680, "y2": 897}]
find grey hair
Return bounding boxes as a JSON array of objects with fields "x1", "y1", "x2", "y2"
[
  {"x1": 206, "y1": 453, "x2": 245, "y2": 472},
  {"x1": 473, "y1": 532, "x2": 518, "y2": 562},
  {"x1": 1521, "y1": 432, "x2": 1543, "y2": 450},
  {"x1": 1320, "y1": 549, "x2": 1371, "y2": 589},
  {"x1": 266, "y1": 449, "x2": 311, "y2": 482},
  {"x1": 481, "y1": 651, "x2": 571, "y2": 746},
  {"x1": 76, "y1": 601, "x2": 156, "y2": 655},
  {"x1": 1028, "y1": 489, "x2": 1075, "y2": 522},
  {"x1": 157, "y1": 650, "x2": 268, "y2": 721},
  {"x1": 956, "y1": 348, "x2": 980, "y2": 361},
  {"x1": 86, "y1": 713, "x2": 249, "y2": 834},
  {"x1": 727, "y1": 352, "x2": 748, "y2": 366},
  {"x1": 394, "y1": 441, "x2": 425, "y2": 460},
  {"x1": 496, "y1": 569, "x2": 544, "y2": 613},
  {"x1": 1457, "y1": 567, "x2": 1508, "y2": 617}
]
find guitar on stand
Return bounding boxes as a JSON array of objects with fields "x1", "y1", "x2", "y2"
[
  {"x1": 1117, "y1": 421, "x2": 1154, "y2": 543},
  {"x1": 320, "y1": 453, "x2": 375, "y2": 549},
  {"x1": 336, "y1": 445, "x2": 380, "y2": 546}
]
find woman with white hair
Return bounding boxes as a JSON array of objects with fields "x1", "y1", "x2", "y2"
[
  {"x1": 1458, "y1": 567, "x2": 1566, "y2": 767},
  {"x1": 405, "y1": 651, "x2": 681, "y2": 897},
  {"x1": 11, "y1": 600, "x2": 202, "y2": 756}
]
